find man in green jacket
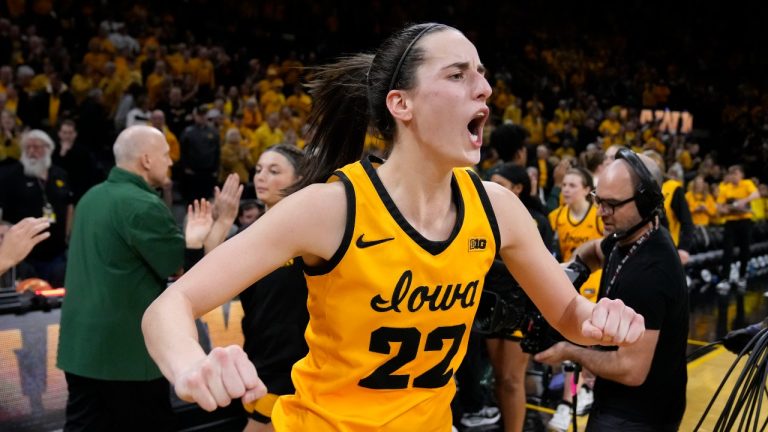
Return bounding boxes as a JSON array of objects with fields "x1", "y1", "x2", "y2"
[{"x1": 57, "y1": 126, "x2": 198, "y2": 431}]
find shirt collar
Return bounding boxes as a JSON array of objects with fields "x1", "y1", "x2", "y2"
[{"x1": 107, "y1": 167, "x2": 155, "y2": 194}]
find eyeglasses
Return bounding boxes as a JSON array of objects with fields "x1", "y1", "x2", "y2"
[{"x1": 590, "y1": 190, "x2": 636, "y2": 215}]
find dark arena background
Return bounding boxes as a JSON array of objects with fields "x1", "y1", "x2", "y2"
[{"x1": 2, "y1": 1, "x2": 768, "y2": 431}]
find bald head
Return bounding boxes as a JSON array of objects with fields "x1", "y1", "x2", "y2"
[
  {"x1": 597, "y1": 152, "x2": 664, "y2": 240},
  {"x1": 113, "y1": 126, "x2": 165, "y2": 166},
  {"x1": 113, "y1": 126, "x2": 172, "y2": 188},
  {"x1": 601, "y1": 152, "x2": 662, "y2": 193},
  {"x1": 600, "y1": 160, "x2": 635, "y2": 197}
]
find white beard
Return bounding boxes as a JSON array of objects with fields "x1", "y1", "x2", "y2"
[{"x1": 21, "y1": 152, "x2": 51, "y2": 179}]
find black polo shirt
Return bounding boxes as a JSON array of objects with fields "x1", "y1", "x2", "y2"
[{"x1": 0, "y1": 162, "x2": 73, "y2": 260}]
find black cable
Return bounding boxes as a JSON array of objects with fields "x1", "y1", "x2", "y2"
[
  {"x1": 695, "y1": 327, "x2": 768, "y2": 431},
  {"x1": 686, "y1": 340, "x2": 723, "y2": 360},
  {"x1": 720, "y1": 330, "x2": 767, "y2": 431},
  {"x1": 759, "y1": 385, "x2": 768, "y2": 432}
]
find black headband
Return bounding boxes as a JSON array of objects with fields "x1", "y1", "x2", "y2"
[
  {"x1": 264, "y1": 145, "x2": 304, "y2": 171},
  {"x1": 387, "y1": 24, "x2": 440, "y2": 92}
]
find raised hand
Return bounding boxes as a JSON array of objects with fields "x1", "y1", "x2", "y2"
[
  {"x1": 553, "y1": 158, "x2": 571, "y2": 187},
  {"x1": 0, "y1": 217, "x2": 50, "y2": 272},
  {"x1": 185, "y1": 199, "x2": 214, "y2": 249},
  {"x1": 213, "y1": 173, "x2": 244, "y2": 224}
]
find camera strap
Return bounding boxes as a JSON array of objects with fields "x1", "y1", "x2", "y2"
[{"x1": 605, "y1": 224, "x2": 657, "y2": 297}]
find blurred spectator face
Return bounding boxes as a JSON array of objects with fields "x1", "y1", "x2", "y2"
[
  {"x1": 49, "y1": 73, "x2": 63, "y2": 93},
  {"x1": 0, "y1": 66, "x2": 11, "y2": 84},
  {"x1": 225, "y1": 128, "x2": 242, "y2": 145},
  {"x1": 239, "y1": 82, "x2": 252, "y2": 97},
  {"x1": 17, "y1": 66, "x2": 34, "y2": 86},
  {"x1": 284, "y1": 129, "x2": 298, "y2": 146},
  {"x1": 266, "y1": 113, "x2": 279, "y2": 129},
  {"x1": 103, "y1": 62, "x2": 116, "y2": 76},
  {"x1": 562, "y1": 173, "x2": 590, "y2": 205},
  {"x1": 238, "y1": 205, "x2": 262, "y2": 228},
  {"x1": 692, "y1": 176, "x2": 708, "y2": 194},
  {"x1": 227, "y1": 86, "x2": 239, "y2": 99},
  {"x1": 169, "y1": 87, "x2": 182, "y2": 104},
  {"x1": 728, "y1": 167, "x2": 743, "y2": 184},
  {"x1": 194, "y1": 107, "x2": 208, "y2": 125},
  {"x1": 58, "y1": 123, "x2": 77, "y2": 145},
  {"x1": 150, "y1": 110, "x2": 165, "y2": 129},
  {"x1": 1, "y1": 110, "x2": 15, "y2": 130},
  {"x1": 536, "y1": 145, "x2": 548, "y2": 159},
  {"x1": 759, "y1": 184, "x2": 768, "y2": 197},
  {"x1": 207, "y1": 109, "x2": 222, "y2": 126},
  {"x1": 21, "y1": 136, "x2": 53, "y2": 179},
  {"x1": 710, "y1": 164, "x2": 721, "y2": 179}
]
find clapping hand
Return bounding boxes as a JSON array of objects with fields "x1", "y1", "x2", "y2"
[
  {"x1": 213, "y1": 173, "x2": 244, "y2": 224},
  {"x1": 0, "y1": 217, "x2": 50, "y2": 271},
  {"x1": 553, "y1": 158, "x2": 571, "y2": 187},
  {"x1": 185, "y1": 199, "x2": 214, "y2": 249}
]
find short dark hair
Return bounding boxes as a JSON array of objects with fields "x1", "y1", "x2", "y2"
[
  {"x1": 60, "y1": 119, "x2": 77, "y2": 130},
  {"x1": 490, "y1": 124, "x2": 527, "y2": 162},
  {"x1": 238, "y1": 199, "x2": 264, "y2": 217}
]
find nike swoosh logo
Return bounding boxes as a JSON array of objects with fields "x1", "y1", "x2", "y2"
[{"x1": 356, "y1": 234, "x2": 395, "y2": 249}]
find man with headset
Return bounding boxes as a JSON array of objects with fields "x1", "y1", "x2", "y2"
[{"x1": 534, "y1": 148, "x2": 689, "y2": 431}]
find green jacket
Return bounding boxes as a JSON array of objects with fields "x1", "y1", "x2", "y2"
[{"x1": 57, "y1": 167, "x2": 185, "y2": 381}]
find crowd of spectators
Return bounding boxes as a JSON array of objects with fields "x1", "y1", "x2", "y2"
[
  {"x1": 1, "y1": 2, "x2": 768, "y2": 431},
  {"x1": 0, "y1": 1, "x2": 765, "y2": 281}
]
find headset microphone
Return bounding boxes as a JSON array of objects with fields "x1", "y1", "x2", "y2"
[{"x1": 611, "y1": 148, "x2": 664, "y2": 241}]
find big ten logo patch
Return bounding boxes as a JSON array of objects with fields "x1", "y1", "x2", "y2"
[{"x1": 468, "y1": 237, "x2": 487, "y2": 252}]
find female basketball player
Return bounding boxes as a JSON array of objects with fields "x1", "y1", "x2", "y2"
[
  {"x1": 238, "y1": 145, "x2": 307, "y2": 432},
  {"x1": 143, "y1": 23, "x2": 644, "y2": 431},
  {"x1": 548, "y1": 167, "x2": 603, "y2": 300}
]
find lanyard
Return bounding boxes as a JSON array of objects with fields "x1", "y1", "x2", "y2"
[
  {"x1": 37, "y1": 177, "x2": 51, "y2": 207},
  {"x1": 605, "y1": 226, "x2": 657, "y2": 296}
]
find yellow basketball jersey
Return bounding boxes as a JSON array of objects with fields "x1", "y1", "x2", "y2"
[
  {"x1": 662, "y1": 179, "x2": 683, "y2": 246},
  {"x1": 272, "y1": 158, "x2": 498, "y2": 431},
  {"x1": 548, "y1": 204, "x2": 603, "y2": 302},
  {"x1": 548, "y1": 204, "x2": 603, "y2": 263}
]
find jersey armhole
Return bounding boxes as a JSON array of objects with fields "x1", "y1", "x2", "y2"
[
  {"x1": 301, "y1": 171, "x2": 356, "y2": 276},
  {"x1": 466, "y1": 169, "x2": 501, "y2": 255}
]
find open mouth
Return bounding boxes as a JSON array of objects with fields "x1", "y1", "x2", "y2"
[{"x1": 467, "y1": 110, "x2": 488, "y2": 145}]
